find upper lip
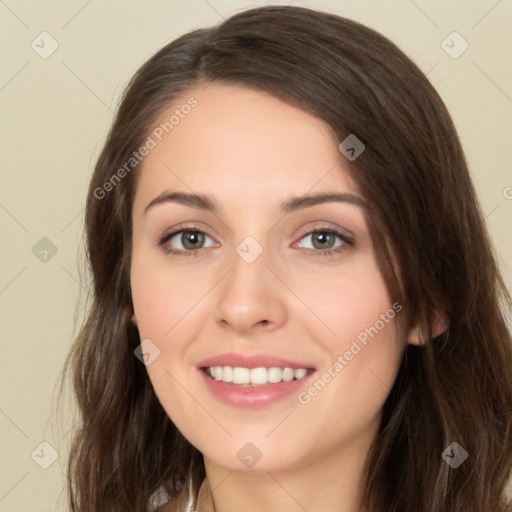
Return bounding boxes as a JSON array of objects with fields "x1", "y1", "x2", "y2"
[{"x1": 197, "y1": 352, "x2": 315, "y2": 370}]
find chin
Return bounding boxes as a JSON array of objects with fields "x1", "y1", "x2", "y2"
[{"x1": 200, "y1": 437, "x2": 307, "y2": 474}]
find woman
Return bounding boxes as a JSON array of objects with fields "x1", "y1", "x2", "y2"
[{"x1": 61, "y1": 6, "x2": 512, "y2": 511}]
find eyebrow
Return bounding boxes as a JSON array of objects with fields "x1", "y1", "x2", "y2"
[{"x1": 144, "y1": 190, "x2": 365, "y2": 215}]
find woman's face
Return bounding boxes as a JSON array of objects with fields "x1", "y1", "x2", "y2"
[{"x1": 130, "y1": 83, "x2": 406, "y2": 473}]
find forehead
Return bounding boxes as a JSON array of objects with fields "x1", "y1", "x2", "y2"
[{"x1": 133, "y1": 83, "x2": 358, "y2": 209}]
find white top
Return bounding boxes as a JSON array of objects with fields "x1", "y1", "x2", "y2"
[{"x1": 156, "y1": 477, "x2": 212, "y2": 512}]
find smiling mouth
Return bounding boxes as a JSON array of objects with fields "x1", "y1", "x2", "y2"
[{"x1": 202, "y1": 366, "x2": 314, "y2": 386}]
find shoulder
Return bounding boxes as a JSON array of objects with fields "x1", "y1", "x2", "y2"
[
  {"x1": 156, "y1": 495, "x2": 183, "y2": 512},
  {"x1": 154, "y1": 483, "x2": 197, "y2": 512},
  {"x1": 505, "y1": 472, "x2": 512, "y2": 507},
  {"x1": 156, "y1": 501, "x2": 173, "y2": 512},
  {"x1": 154, "y1": 477, "x2": 207, "y2": 512}
]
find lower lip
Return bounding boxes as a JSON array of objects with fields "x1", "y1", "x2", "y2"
[{"x1": 198, "y1": 369, "x2": 315, "y2": 408}]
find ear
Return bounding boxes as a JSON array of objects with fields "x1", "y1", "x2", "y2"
[
  {"x1": 431, "y1": 310, "x2": 448, "y2": 338},
  {"x1": 131, "y1": 312, "x2": 138, "y2": 327},
  {"x1": 408, "y1": 311, "x2": 448, "y2": 346},
  {"x1": 407, "y1": 325, "x2": 422, "y2": 346}
]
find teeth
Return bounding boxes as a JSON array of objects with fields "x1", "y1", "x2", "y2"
[
  {"x1": 282, "y1": 368, "x2": 294, "y2": 382},
  {"x1": 206, "y1": 366, "x2": 311, "y2": 386},
  {"x1": 232, "y1": 367, "x2": 250, "y2": 384},
  {"x1": 294, "y1": 368, "x2": 308, "y2": 379},
  {"x1": 250, "y1": 367, "x2": 267, "y2": 385},
  {"x1": 222, "y1": 366, "x2": 233, "y2": 382}
]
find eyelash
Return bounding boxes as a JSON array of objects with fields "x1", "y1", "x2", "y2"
[{"x1": 157, "y1": 224, "x2": 355, "y2": 258}]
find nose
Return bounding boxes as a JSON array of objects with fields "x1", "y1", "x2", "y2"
[{"x1": 213, "y1": 242, "x2": 288, "y2": 335}]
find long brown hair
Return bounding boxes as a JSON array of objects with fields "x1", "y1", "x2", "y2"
[{"x1": 60, "y1": 6, "x2": 512, "y2": 511}]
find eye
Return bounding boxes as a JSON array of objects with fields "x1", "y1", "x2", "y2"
[
  {"x1": 296, "y1": 228, "x2": 354, "y2": 255},
  {"x1": 158, "y1": 228, "x2": 216, "y2": 254}
]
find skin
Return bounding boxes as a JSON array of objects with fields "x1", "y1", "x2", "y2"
[{"x1": 130, "y1": 83, "x2": 420, "y2": 512}]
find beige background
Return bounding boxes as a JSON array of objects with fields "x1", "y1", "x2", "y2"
[{"x1": 0, "y1": 1, "x2": 510, "y2": 510}]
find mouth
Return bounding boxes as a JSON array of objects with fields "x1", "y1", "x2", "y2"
[
  {"x1": 201, "y1": 365, "x2": 315, "y2": 386},
  {"x1": 196, "y1": 352, "x2": 317, "y2": 407}
]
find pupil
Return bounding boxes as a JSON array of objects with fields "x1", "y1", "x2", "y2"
[
  {"x1": 183, "y1": 231, "x2": 204, "y2": 250},
  {"x1": 314, "y1": 231, "x2": 334, "y2": 249}
]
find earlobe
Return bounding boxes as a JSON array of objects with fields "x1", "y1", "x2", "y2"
[
  {"x1": 431, "y1": 310, "x2": 448, "y2": 339},
  {"x1": 131, "y1": 312, "x2": 138, "y2": 327},
  {"x1": 407, "y1": 311, "x2": 448, "y2": 346},
  {"x1": 407, "y1": 325, "x2": 422, "y2": 346}
]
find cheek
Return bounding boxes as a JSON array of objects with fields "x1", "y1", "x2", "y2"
[
  {"x1": 130, "y1": 256, "x2": 204, "y2": 428},
  {"x1": 130, "y1": 252, "x2": 208, "y2": 341},
  {"x1": 296, "y1": 254, "x2": 395, "y2": 345},
  {"x1": 296, "y1": 258, "x2": 403, "y2": 416}
]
